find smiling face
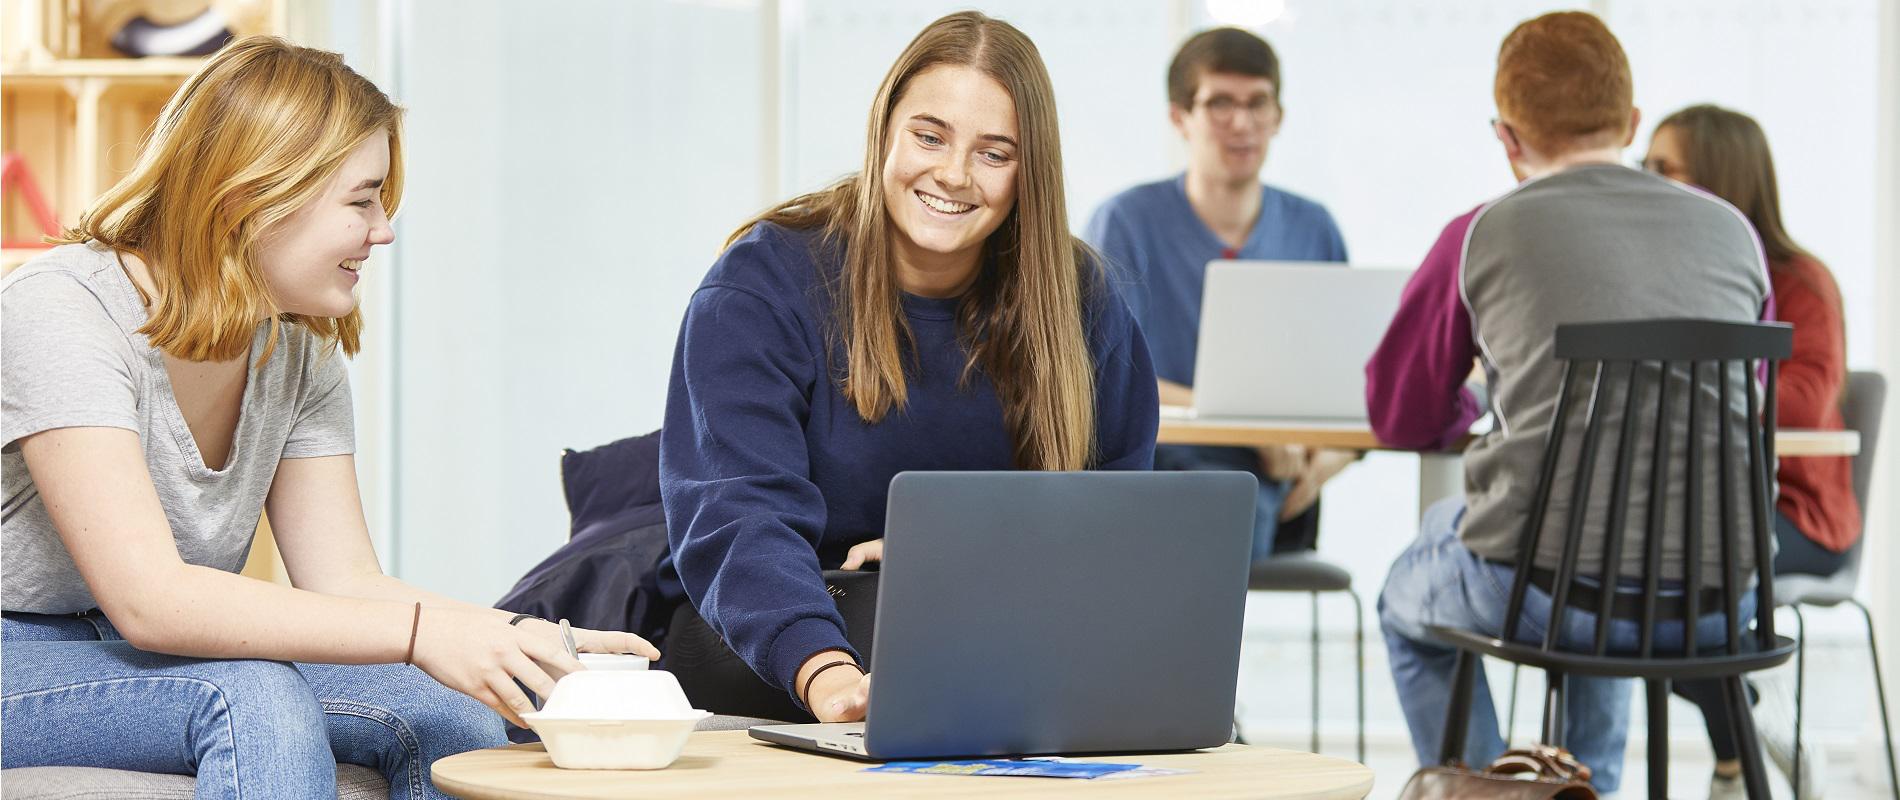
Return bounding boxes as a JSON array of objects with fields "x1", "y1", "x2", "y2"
[
  {"x1": 879, "y1": 64, "x2": 1020, "y2": 297},
  {"x1": 1172, "y1": 70, "x2": 1281, "y2": 187},
  {"x1": 255, "y1": 131, "x2": 395, "y2": 318}
]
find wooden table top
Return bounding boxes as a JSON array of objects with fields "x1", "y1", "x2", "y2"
[
  {"x1": 1156, "y1": 411, "x2": 1861, "y2": 457},
  {"x1": 432, "y1": 732, "x2": 1375, "y2": 799}
]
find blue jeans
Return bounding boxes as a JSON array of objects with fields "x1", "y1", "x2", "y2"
[
  {"x1": 1, "y1": 612, "x2": 506, "y2": 799},
  {"x1": 1379, "y1": 498, "x2": 1753, "y2": 793}
]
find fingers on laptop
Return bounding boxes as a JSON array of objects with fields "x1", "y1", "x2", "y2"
[{"x1": 840, "y1": 539, "x2": 885, "y2": 571}]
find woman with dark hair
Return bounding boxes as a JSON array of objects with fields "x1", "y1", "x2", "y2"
[
  {"x1": 1647, "y1": 103, "x2": 1855, "y2": 800},
  {"x1": 655, "y1": 11, "x2": 1158, "y2": 723}
]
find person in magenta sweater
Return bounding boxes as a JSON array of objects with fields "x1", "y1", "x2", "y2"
[
  {"x1": 655, "y1": 11, "x2": 1158, "y2": 724},
  {"x1": 1646, "y1": 103, "x2": 1855, "y2": 800}
]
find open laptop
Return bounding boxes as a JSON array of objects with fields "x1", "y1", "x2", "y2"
[
  {"x1": 1189, "y1": 261, "x2": 1411, "y2": 421},
  {"x1": 749, "y1": 470, "x2": 1256, "y2": 760}
]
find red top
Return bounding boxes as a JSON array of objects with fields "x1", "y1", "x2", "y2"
[{"x1": 1772, "y1": 255, "x2": 1861, "y2": 552}]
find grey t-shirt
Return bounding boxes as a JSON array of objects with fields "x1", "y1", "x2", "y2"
[
  {"x1": 2, "y1": 243, "x2": 355, "y2": 614},
  {"x1": 1458, "y1": 165, "x2": 1770, "y2": 581}
]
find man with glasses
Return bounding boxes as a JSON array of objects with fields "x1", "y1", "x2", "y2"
[{"x1": 1086, "y1": 27, "x2": 1353, "y2": 561}]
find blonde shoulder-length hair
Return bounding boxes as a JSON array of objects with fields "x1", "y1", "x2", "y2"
[
  {"x1": 729, "y1": 11, "x2": 1098, "y2": 471},
  {"x1": 57, "y1": 35, "x2": 404, "y2": 363}
]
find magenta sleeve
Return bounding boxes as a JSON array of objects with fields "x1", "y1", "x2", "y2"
[{"x1": 1365, "y1": 208, "x2": 1485, "y2": 450}]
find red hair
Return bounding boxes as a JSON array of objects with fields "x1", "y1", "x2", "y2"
[{"x1": 1494, "y1": 12, "x2": 1632, "y2": 155}]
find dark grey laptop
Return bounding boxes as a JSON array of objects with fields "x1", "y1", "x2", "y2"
[{"x1": 749, "y1": 470, "x2": 1256, "y2": 760}]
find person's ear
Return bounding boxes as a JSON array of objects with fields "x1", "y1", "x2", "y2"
[
  {"x1": 1169, "y1": 103, "x2": 1189, "y2": 138},
  {"x1": 1623, "y1": 107, "x2": 1642, "y2": 148},
  {"x1": 1494, "y1": 120, "x2": 1522, "y2": 161}
]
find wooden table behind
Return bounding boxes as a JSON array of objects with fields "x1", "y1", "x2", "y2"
[{"x1": 432, "y1": 732, "x2": 1375, "y2": 800}]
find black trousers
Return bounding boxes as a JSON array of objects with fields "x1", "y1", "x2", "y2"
[
  {"x1": 660, "y1": 602, "x2": 811, "y2": 723},
  {"x1": 657, "y1": 569, "x2": 880, "y2": 723},
  {"x1": 1674, "y1": 510, "x2": 1850, "y2": 760}
]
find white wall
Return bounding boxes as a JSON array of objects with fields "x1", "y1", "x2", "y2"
[
  {"x1": 388, "y1": 0, "x2": 766, "y2": 598},
  {"x1": 373, "y1": 0, "x2": 1888, "y2": 635},
  {"x1": 779, "y1": 0, "x2": 1188, "y2": 227}
]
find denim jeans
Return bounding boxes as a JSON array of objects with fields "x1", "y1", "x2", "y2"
[
  {"x1": 1, "y1": 611, "x2": 506, "y2": 799},
  {"x1": 1379, "y1": 498, "x2": 1754, "y2": 794}
]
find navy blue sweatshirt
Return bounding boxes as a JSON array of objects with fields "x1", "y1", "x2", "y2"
[{"x1": 657, "y1": 222, "x2": 1158, "y2": 699}]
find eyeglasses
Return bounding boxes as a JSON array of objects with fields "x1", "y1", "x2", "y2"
[{"x1": 1200, "y1": 94, "x2": 1279, "y2": 123}]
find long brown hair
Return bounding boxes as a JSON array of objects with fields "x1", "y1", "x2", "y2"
[
  {"x1": 1657, "y1": 104, "x2": 1844, "y2": 372},
  {"x1": 1656, "y1": 105, "x2": 1810, "y2": 266},
  {"x1": 728, "y1": 11, "x2": 1098, "y2": 470},
  {"x1": 57, "y1": 36, "x2": 404, "y2": 364}
]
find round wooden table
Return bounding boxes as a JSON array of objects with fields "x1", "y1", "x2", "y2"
[{"x1": 432, "y1": 731, "x2": 1375, "y2": 799}]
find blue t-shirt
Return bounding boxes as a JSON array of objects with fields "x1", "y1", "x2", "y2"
[
  {"x1": 658, "y1": 222, "x2": 1158, "y2": 696},
  {"x1": 1084, "y1": 175, "x2": 1347, "y2": 387}
]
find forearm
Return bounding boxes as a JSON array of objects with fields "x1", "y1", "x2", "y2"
[
  {"x1": 110, "y1": 563, "x2": 422, "y2": 663},
  {"x1": 1157, "y1": 378, "x2": 1193, "y2": 407},
  {"x1": 319, "y1": 570, "x2": 510, "y2": 620}
]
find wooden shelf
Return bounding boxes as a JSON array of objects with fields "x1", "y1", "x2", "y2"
[
  {"x1": 2, "y1": 56, "x2": 207, "y2": 82},
  {"x1": 3, "y1": 0, "x2": 297, "y2": 585}
]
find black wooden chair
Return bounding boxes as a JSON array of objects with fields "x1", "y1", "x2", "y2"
[{"x1": 1429, "y1": 319, "x2": 1796, "y2": 799}]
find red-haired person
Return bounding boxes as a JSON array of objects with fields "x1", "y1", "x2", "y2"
[{"x1": 1366, "y1": 14, "x2": 1771, "y2": 792}]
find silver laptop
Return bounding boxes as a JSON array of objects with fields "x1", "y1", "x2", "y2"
[
  {"x1": 1190, "y1": 261, "x2": 1410, "y2": 421},
  {"x1": 750, "y1": 470, "x2": 1256, "y2": 760}
]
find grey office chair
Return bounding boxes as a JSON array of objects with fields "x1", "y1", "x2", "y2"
[
  {"x1": 1783, "y1": 371, "x2": 1895, "y2": 797},
  {"x1": 1503, "y1": 371, "x2": 1895, "y2": 795},
  {"x1": 1232, "y1": 552, "x2": 1365, "y2": 762}
]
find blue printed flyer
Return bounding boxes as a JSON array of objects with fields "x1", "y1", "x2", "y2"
[{"x1": 866, "y1": 758, "x2": 1192, "y2": 780}]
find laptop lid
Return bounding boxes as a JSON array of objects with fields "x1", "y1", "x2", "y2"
[
  {"x1": 856, "y1": 470, "x2": 1256, "y2": 760},
  {"x1": 1191, "y1": 261, "x2": 1410, "y2": 420}
]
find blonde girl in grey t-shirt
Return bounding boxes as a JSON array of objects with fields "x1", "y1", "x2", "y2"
[{"x1": 0, "y1": 38, "x2": 656, "y2": 798}]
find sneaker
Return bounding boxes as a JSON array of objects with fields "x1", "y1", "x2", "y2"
[
  {"x1": 1707, "y1": 771, "x2": 1746, "y2": 800},
  {"x1": 1753, "y1": 672, "x2": 1827, "y2": 800}
]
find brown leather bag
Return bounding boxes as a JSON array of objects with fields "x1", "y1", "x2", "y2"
[{"x1": 1397, "y1": 745, "x2": 1599, "y2": 799}]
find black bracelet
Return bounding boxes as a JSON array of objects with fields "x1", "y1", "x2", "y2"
[
  {"x1": 507, "y1": 613, "x2": 542, "y2": 627},
  {"x1": 800, "y1": 659, "x2": 864, "y2": 709}
]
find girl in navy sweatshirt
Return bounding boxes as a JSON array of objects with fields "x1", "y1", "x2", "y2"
[{"x1": 656, "y1": 11, "x2": 1158, "y2": 722}]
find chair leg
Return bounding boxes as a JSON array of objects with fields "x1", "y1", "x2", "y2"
[
  {"x1": 1506, "y1": 663, "x2": 1521, "y2": 748},
  {"x1": 1350, "y1": 587, "x2": 1366, "y2": 764},
  {"x1": 1725, "y1": 675, "x2": 1773, "y2": 799},
  {"x1": 1439, "y1": 649, "x2": 1477, "y2": 765},
  {"x1": 1543, "y1": 669, "x2": 1567, "y2": 749},
  {"x1": 1792, "y1": 604, "x2": 1806, "y2": 798},
  {"x1": 1647, "y1": 678, "x2": 1669, "y2": 800},
  {"x1": 1311, "y1": 592, "x2": 1321, "y2": 755},
  {"x1": 1850, "y1": 598, "x2": 1900, "y2": 799}
]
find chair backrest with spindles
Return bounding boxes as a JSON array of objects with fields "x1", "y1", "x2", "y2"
[{"x1": 1500, "y1": 319, "x2": 1793, "y2": 659}]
